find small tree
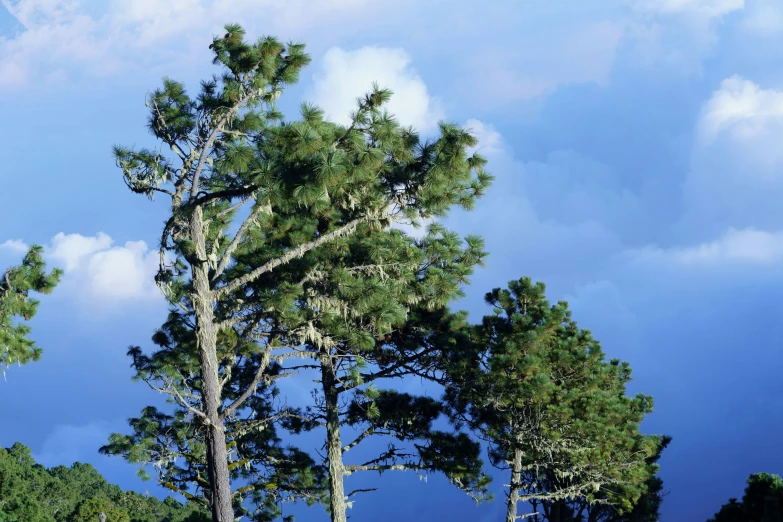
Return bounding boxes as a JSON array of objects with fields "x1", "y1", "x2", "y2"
[
  {"x1": 443, "y1": 277, "x2": 659, "y2": 522},
  {"x1": 104, "y1": 24, "x2": 491, "y2": 522},
  {"x1": 0, "y1": 245, "x2": 61, "y2": 375}
]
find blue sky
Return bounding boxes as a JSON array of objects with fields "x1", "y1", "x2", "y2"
[{"x1": 2, "y1": 0, "x2": 783, "y2": 520}]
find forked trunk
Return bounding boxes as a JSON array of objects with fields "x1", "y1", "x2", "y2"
[
  {"x1": 321, "y1": 355, "x2": 347, "y2": 522},
  {"x1": 191, "y1": 206, "x2": 234, "y2": 522}
]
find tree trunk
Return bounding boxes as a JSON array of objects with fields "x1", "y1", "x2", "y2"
[
  {"x1": 190, "y1": 206, "x2": 234, "y2": 522},
  {"x1": 321, "y1": 355, "x2": 347, "y2": 522},
  {"x1": 506, "y1": 447, "x2": 523, "y2": 522},
  {"x1": 550, "y1": 499, "x2": 566, "y2": 522}
]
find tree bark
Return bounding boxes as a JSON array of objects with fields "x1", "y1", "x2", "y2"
[
  {"x1": 190, "y1": 205, "x2": 234, "y2": 522},
  {"x1": 506, "y1": 447, "x2": 523, "y2": 522},
  {"x1": 321, "y1": 355, "x2": 347, "y2": 522}
]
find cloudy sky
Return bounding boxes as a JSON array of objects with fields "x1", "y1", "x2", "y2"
[{"x1": 2, "y1": 0, "x2": 783, "y2": 520}]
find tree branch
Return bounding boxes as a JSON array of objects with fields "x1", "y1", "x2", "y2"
[
  {"x1": 219, "y1": 348, "x2": 272, "y2": 421},
  {"x1": 189, "y1": 90, "x2": 258, "y2": 198},
  {"x1": 211, "y1": 202, "x2": 268, "y2": 283},
  {"x1": 213, "y1": 215, "x2": 370, "y2": 300}
]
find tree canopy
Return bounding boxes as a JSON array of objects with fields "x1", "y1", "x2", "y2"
[
  {"x1": 708, "y1": 473, "x2": 783, "y2": 522},
  {"x1": 0, "y1": 442, "x2": 208, "y2": 522}
]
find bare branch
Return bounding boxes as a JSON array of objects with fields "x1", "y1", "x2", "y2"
[
  {"x1": 211, "y1": 202, "x2": 268, "y2": 283},
  {"x1": 190, "y1": 90, "x2": 258, "y2": 198},
  {"x1": 220, "y1": 348, "x2": 272, "y2": 421},
  {"x1": 343, "y1": 463, "x2": 419, "y2": 476},
  {"x1": 346, "y1": 487, "x2": 378, "y2": 499},
  {"x1": 142, "y1": 376, "x2": 209, "y2": 424}
]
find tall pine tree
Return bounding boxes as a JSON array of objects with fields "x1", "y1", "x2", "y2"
[
  {"x1": 0, "y1": 245, "x2": 61, "y2": 376},
  {"x1": 443, "y1": 277, "x2": 660, "y2": 522},
  {"x1": 104, "y1": 24, "x2": 491, "y2": 522}
]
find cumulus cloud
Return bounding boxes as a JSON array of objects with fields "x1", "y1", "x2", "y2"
[
  {"x1": 0, "y1": 239, "x2": 29, "y2": 254},
  {"x1": 699, "y1": 75, "x2": 783, "y2": 146},
  {"x1": 677, "y1": 76, "x2": 783, "y2": 237},
  {"x1": 310, "y1": 46, "x2": 443, "y2": 134},
  {"x1": 45, "y1": 232, "x2": 160, "y2": 304}
]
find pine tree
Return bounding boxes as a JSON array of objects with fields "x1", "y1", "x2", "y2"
[
  {"x1": 443, "y1": 277, "x2": 660, "y2": 522},
  {"x1": 103, "y1": 24, "x2": 491, "y2": 522},
  {"x1": 551, "y1": 435, "x2": 670, "y2": 522},
  {"x1": 273, "y1": 223, "x2": 493, "y2": 522},
  {"x1": 0, "y1": 245, "x2": 62, "y2": 376}
]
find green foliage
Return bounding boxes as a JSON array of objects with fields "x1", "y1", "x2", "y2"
[
  {"x1": 0, "y1": 245, "x2": 62, "y2": 374},
  {"x1": 708, "y1": 473, "x2": 783, "y2": 522},
  {"x1": 105, "y1": 22, "x2": 491, "y2": 521},
  {"x1": 71, "y1": 497, "x2": 131, "y2": 522},
  {"x1": 443, "y1": 277, "x2": 661, "y2": 518},
  {"x1": 0, "y1": 443, "x2": 208, "y2": 522},
  {"x1": 535, "y1": 435, "x2": 671, "y2": 522}
]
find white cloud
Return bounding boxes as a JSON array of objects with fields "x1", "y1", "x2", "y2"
[
  {"x1": 0, "y1": 0, "x2": 402, "y2": 91},
  {"x1": 699, "y1": 75, "x2": 783, "y2": 144},
  {"x1": 464, "y1": 119, "x2": 504, "y2": 157},
  {"x1": 0, "y1": 239, "x2": 29, "y2": 254},
  {"x1": 636, "y1": 0, "x2": 744, "y2": 18},
  {"x1": 46, "y1": 232, "x2": 160, "y2": 303},
  {"x1": 310, "y1": 46, "x2": 443, "y2": 134},
  {"x1": 632, "y1": 228, "x2": 783, "y2": 265},
  {"x1": 676, "y1": 76, "x2": 783, "y2": 238},
  {"x1": 0, "y1": 0, "x2": 119, "y2": 88},
  {"x1": 49, "y1": 232, "x2": 113, "y2": 271}
]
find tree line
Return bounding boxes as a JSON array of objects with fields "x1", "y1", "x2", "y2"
[{"x1": 1, "y1": 24, "x2": 683, "y2": 522}]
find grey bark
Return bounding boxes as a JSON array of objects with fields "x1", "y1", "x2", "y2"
[
  {"x1": 507, "y1": 447, "x2": 523, "y2": 522},
  {"x1": 321, "y1": 355, "x2": 347, "y2": 522},
  {"x1": 190, "y1": 205, "x2": 235, "y2": 522}
]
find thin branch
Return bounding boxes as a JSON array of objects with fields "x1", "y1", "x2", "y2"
[
  {"x1": 211, "y1": 194, "x2": 254, "y2": 221},
  {"x1": 346, "y1": 487, "x2": 378, "y2": 499},
  {"x1": 190, "y1": 89, "x2": 258, "y2": 198},
  {"x1": 343, "y1": 463, "x2": 419, "y2": 476},
  {"x1": 142, "y1": 377, "x2": 209, "y2": 424},
  {"x1": 211, "y1": 202, "x2": 267, "y2": 283},
  {"x1": 220, "y1": 348, "x2": 272, "y2": 421}
]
